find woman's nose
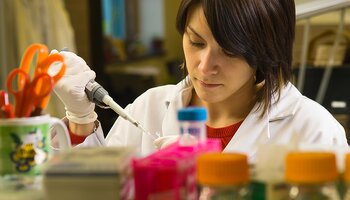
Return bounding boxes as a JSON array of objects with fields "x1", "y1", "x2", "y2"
[{"x1": 198, "y1": 49, "x2": 218, "y2": 75}]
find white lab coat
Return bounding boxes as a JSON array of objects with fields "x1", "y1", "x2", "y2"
[{"x1": 82, "y1": 77, "x2": 348, "y2": 161}]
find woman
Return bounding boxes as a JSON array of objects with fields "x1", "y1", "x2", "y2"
[{"x1": 53, "y1": 0, "x2": 348, "y2": 162}]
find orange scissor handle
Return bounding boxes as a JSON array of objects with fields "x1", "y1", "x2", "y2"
[
  {"x1": 36, "y1": 53, "x2": 66, "y2": 83},
  {"x1": 35, "y1": 53, "x2": 66, "y2": 110},
  {"x1": 6, "y1": 69, "x2": 54, "y2": 117},
  {"x1": 7, "y1": 69, "x2": 55, "y2": 117},
  {"x1": 6, "y1": 69, "x2": 31, "y2": 117},
  {"x1": 21, "y1": 72, "x2": 54, "y2": 117},
  {"x1": 18, "y1": 43, "x2": 66, "y2": 84},
  {"x1": 7, "y1": 69, "x2": 30, "y2": 93},
  {"x1": 19, "y1": 44, "x2": 49, "y2": 71},
  {"x1": 31, "y1": 73, "x2": 54, "y2": 98},
  {"x1": 17, "y1": 44, "x2": 49, "y2": 85},
  {"x1": 17, "y1": 43, "x2": 66, "y2": 112}
]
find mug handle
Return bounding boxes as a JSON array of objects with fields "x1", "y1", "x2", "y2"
[{"x1": 50, "y1": 117, "x2": 72, "y2": 149}]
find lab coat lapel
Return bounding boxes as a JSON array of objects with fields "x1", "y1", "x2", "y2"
[
  {"x1": 162, "y1": 101, "x2": 181, "y2": 137},
  {"x1": 223, "y1": 105, "x2": 270, "y2": 162},
  {"x1": 161, "y1": 79, "x2": 193, "y2": 137},
  {"x1": 223, "y1": 82, "x2": 300, "y2": 162}
]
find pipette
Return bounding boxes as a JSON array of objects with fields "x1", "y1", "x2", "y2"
[
  {"x1": 85, "y1": 81, "x2": 159, "y2": 139},
  {"x1": 58, "y1": 48, "x2": 157, "y2": 139}
]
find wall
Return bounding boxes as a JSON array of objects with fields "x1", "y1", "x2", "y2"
[
  {"x1": 64, "y1": 0, "x2": 92, "y2": 65},
  {"x1": 139, "y1": 0, "x2": 164, "y2": 51},
  {"x1": 105, "y1": 0, "x2": 184, "y2": 86},
  {"x1": 164, "y1": 0, "x2": 183, "y2": 61}
]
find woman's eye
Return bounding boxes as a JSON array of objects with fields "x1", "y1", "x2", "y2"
[{"x1": 189, "y1": 40, "x2": 204, "y2": 48}]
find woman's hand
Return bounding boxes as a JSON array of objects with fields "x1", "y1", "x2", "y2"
[{"x1": 52, "y1": 50, "x2": 97, "y2": 124}]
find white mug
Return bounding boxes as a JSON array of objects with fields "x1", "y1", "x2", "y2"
[{"x1": 0, "y1": 115, "x2": 71, "y2": 176}]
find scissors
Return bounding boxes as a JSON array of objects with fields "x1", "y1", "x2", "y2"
[
  {"x1": 17, "y1": 43, "x2": 66, "y2": 114},
  {"x1": 6, "y1": 69, "x2": 54, "y2": 118},
  {"x1": 0, "y1": 90, "x2": 15, "y2": 118}
]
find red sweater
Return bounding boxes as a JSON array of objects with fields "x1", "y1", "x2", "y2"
[
  {"x1": 68, "y1": 129, "x2": 88, "y2": 145},
  {"x1": 207, "y1": 121, "x2": 243, "y2": 149},
  {"x1": 69, "y1": 121, "x2": 244, "y2": 148}
]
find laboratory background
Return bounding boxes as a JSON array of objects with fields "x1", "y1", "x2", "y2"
[
  {"x1": 0, "y1": 0, "x2": 350, "y2": 199},
  {"x1": 1, "y1": 0, "x2": 349, "y2": 140}
]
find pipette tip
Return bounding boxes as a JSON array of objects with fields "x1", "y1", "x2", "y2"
[{"x1": 134, "y1": 123, "x2": 159, "y2": 139}]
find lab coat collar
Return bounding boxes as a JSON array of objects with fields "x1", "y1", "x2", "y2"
[
  {"x1": 164, "y1": 76, "x2": 193, "y2": 108},
  {"x1": 164, "y1": 79, "x2": 301, "y2": 122},
  {"x1": 223, "y1": 103, "x2": 269, "y2": 162},
  {"x1": 162, "y1": 79, "x2": 302, "y2": 162},
  {"x1": 268, "y1": 82, "x2": 302, "y2": 121},
  {"x1": 224, "y1": 82, "x2": 302, "y2": 162},
  {"x1": 165, "y1": 78, "x2": 300, "y2": 117},
  {"x1": 162, "y1": 77, "x2": 193, "y2": 137}
]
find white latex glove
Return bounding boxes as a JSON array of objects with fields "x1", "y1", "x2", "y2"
[
  {"x1": 51, "y1": 50, "x2": 97, "y2": 124},
  {"x1": 153, "y1": 135, "x2": 179, "y2": 150}
]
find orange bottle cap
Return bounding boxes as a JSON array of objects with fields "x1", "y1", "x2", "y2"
[
  {"x1": 285, "y1": 151, "x2": 338, "y2": 184},
  {"x1": 344, "y1": 153, "x2": 350, "y2": 182},
  {"x1": 196, "y1": 153, "x2": 249, "y2": 186}
]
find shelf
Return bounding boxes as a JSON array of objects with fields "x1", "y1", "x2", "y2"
[
  {"x1": 105, "y1": 51, "x2": 165, "y2": 66},
  {"x1": 296, "y1": 0, "x2": 350, "y2": 20}
]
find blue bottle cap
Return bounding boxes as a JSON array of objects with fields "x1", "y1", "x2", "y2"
[{"x1": 177, "y1": 107, "x2": 207, "y2": 121}]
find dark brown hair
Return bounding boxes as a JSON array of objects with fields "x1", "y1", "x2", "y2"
[{"x1": 176, "y1": 0, "x2": 296, "y2": 115}]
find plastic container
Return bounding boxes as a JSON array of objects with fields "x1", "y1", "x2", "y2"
[
  {"x1": 284, "y1": 151, "x2": 340, "y2": 200},
  {"x1": 133, "y1": 139, "x2": 222, "y2": 200},
  {"x1": 196, "y1": 152, "x2": 250, "y2": 199},
  {"x1": 178, "y1": 107, "x2": 207, "y2": 146}
]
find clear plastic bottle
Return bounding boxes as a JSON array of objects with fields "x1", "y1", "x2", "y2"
[
  {"x1": 284, "y1": 151, "x2": 340, "y2": 200},
  {"x1": 178, "y1": 107, "x2": 207, "y2": 146},
  {"x1": 196, "y1": 152, "x2": 250, "y2": 200}
]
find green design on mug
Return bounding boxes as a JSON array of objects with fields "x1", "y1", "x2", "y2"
[{"x1": 0, "y1": 123, "x2": 50, "y2": 176}]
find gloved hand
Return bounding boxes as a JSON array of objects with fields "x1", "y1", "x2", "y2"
[
  {"x1": 51, "y1": 50, "x2": 97, "y2": 124},
  {"x1": 153, "y1": 135, "x2": 179, "y2": 150}
]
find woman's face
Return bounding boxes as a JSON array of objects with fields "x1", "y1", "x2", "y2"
[{"x1": 183, "y1": 4, "x2": 256, "y2": 104}]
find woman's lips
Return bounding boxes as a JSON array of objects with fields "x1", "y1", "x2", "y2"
[{"x1": 198, "y1": 80, "x2": 222, "y2": 88}]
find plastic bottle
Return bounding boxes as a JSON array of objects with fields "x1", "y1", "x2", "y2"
[
  {"x1": 196, "y1": 152, "x2": 250, "y2": 200},
  {"x1": 178, "y1": 107, "x2": 207, "y2": 146},
  {"x1": 343, "y1": 153, "x2": 350, "y2": 200},
  {"x1": 284, "y1": 151, "x2": 340, "y2": 200}
]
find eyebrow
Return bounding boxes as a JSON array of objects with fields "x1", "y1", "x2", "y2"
[{"x1": 187, "y1": 25, "x2": 204, "y2": 40}]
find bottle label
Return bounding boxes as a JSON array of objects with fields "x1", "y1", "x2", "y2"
[
  {"x1": 180, "y1": 127, "x2": 200, "y2": 136},
  {"x1": 179, "y1": 122, "x2": 206, "y2": 143}
]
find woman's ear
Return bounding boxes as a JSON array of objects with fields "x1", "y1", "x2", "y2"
[
  {"x1": 253, "y1": 69, "x2": 258, "y2": 84},
  {"x1": 254, "y1": 74, "x2": 257, "y2": 83}
]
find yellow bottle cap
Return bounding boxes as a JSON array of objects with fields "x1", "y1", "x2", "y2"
[
  {"x1": 285, "y1": 152, "x2": 338, "y2": 184},
  {"x1": 196, "y1": 153, "x2": 249, "y2": 186},
  {"x1": 344, "y1": 153, "x2": 350, "y2": 182}
]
